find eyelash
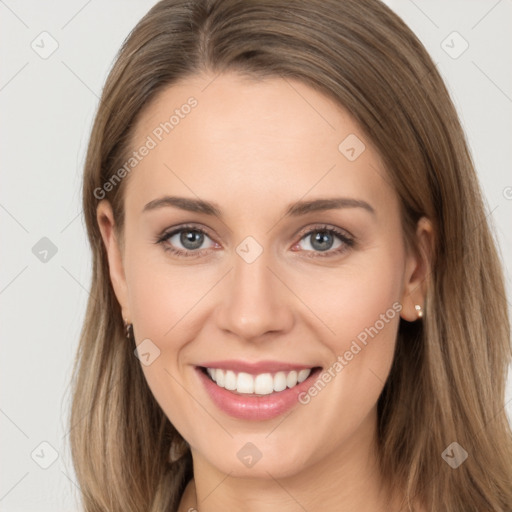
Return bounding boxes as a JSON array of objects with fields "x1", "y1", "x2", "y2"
[{"x1": 154, "y1": 223, "x2": 355, "y2": 259}]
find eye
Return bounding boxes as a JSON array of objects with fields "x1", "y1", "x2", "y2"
[
  {"x1": 292, "y1": 224, "x2": 355, "y2": 257},
  {"x1": 155, "y1": 223, "x2": 355, "y2": 259},
  {"x1": 155, "y1": 225, "x2": 218, "y2": 257}
]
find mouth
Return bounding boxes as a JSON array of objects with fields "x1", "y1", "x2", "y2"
[
  {"x1": 198, "y1": 366, "x2": 321, "y2": 396},
  {"x1": 194, "y1": 359, "x2": 323, "y2": 420}
]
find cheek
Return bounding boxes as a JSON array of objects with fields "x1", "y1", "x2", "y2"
[
  {"x1": 286, "y1": 258, "x2": 403, "y2": 467},
  {"x1": 290, "y1": 242, "x2": 404, "y2": 420},
  {"x1": 123, "y1": 250, "x2": 204, "y2": 434},
  {"x1": 124, "y1": 242, "x2": 210, "y2": 341},
  {"x1": 296, "y1": 245, "x2": 404, "y2": 351},
  {"x1": 310, "y1": 272, "x2": 400, "y2": 396},
  {"x1": 128, "y1": 265, "x2": 175, "y2": 340}
]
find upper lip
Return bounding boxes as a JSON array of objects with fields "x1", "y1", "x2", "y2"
[{"x1": 197, "y1": 360, "x2": 318, "y2": 375}]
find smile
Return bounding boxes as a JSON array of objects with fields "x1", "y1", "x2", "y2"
[{"x1": 195, "y1": 362, "x2": 322, "y2": 420}]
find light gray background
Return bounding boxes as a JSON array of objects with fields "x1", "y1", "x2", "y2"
[{"x1": 1, "y1": 1, "x2": 511, "y2": 510}]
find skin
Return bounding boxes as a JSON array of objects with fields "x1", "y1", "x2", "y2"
[{"x1": 97, "y1": 71, "x2": 432, "y2": 512}]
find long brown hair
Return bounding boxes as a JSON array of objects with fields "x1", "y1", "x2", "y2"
[{"x1": 68, "y1": 0, "x2": 512, "y2": 510}]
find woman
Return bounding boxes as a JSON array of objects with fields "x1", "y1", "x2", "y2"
[{"x1": 69, "y1": 0, "x2": 512, "y2": 510}]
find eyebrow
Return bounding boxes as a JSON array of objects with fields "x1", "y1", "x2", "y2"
[{"x1": 142, "y1": 195, "x2": 376, "y2": 218}]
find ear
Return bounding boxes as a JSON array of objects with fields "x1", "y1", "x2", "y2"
[
  {"x1": 96, "y1": 200, "x2": 130, "y2": 322},
  {"x1": 400, "y1": 216, "x2": 434, "y2": 321}
]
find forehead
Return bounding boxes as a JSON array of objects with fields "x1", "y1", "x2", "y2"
[{"x1": 124, "y1": 72, "x2": 395, "y2": 220}]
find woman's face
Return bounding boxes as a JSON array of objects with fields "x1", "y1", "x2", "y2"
[{"x1": 98, "y1": 71, "x2": 428, "y2": 480}]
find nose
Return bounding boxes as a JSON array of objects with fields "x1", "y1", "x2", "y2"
[{"x1": 214, "y1": 245, "x2": 294, "y2": 342}]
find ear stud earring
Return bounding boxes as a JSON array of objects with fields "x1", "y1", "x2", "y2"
[{"x1": 415, "y1": 304, "x2": 423, "y2": 319}]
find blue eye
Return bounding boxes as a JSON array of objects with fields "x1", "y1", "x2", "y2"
[
  {"x1": 155, "y1": 223, "x2": 354, "y2": 258},
  {"x1": 299, "y1": 229, "x2": 343, "y2": 252},
  {"x1": 156, "y1": 225, "x2": 217, "y2": 257},
  {"x1": 293, "y1": 225, "x2": 355, "y2": 258}
]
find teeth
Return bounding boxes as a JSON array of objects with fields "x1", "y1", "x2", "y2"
[
  {"x1": 224, "y1": 370, "x2": 237, "y2": 391},
  {"x1": 286, "y1": 370, "x2": 297, "y2": 388},
  {"x1": 216, "y1": 368, "x2": 225, "y2": 387},
  {"x1": 237, "y1": 372, "x2": 254, "y2": 393},
  {"x1": 274, "y1": 372, "x2": 287, "y2": 392},
  {"x1": 297, "y1": 369, "x2": 310, "y2": 383},
  {"x1": 205, "y1": 367, "x2": 313, "y2": 395},
  {"x1": 254, "y1": 373, "x2": 273, "y2": 395}
]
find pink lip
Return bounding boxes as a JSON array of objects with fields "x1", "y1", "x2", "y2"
[
  {"x1": 195, "y1": 365, "x2": 322, "y2": 421},
  {"x1": 197, "y1": 359, "x2": 315, "y2": 375}
]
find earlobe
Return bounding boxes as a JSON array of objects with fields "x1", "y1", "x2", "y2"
[
  {"x1": 96, "y1": 200, "x2": 130, "y2": 321},
  {"x1": 400, "y1": 216, "x2": 434, "y2": 322}
]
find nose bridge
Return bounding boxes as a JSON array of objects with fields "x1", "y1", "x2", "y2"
[{"x1": 216, "y1": 237, "x2": 293, "y2": 340}]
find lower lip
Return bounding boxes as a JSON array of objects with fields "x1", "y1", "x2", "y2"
[{"x1": 195, "y1": 366, "x2": 322, "y2": 421}]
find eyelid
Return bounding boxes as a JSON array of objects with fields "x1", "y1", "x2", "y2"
[
  {"x1": 294, "y1": 223, "x2": 354, "y2": 243},
  {"x1": 156, "y1": 223, "x2": 216, "y2": 242}
]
